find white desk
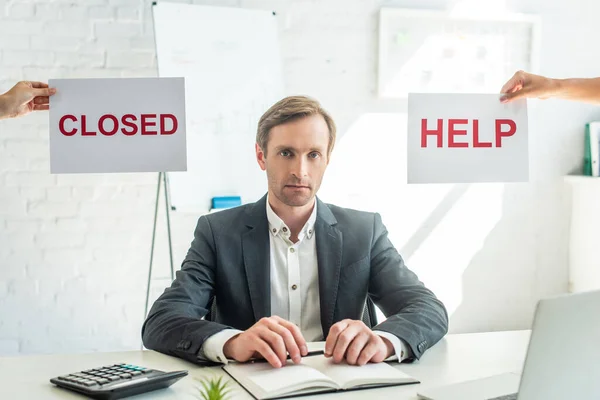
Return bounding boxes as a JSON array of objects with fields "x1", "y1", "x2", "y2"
[{"x1": 0, "y1": 330, "x2": 530, "y2": 399}]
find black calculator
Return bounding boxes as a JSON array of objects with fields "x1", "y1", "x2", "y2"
[{"x1": 50, "y1": 363, "x2": 188, "y2": 400}]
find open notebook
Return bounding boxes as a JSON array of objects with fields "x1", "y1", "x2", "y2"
[{"x1": 223, "y1": 355, "x2": 419, "y2": 399}]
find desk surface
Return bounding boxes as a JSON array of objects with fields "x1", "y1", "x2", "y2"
[{"x1": 0, "y1": 330, "x2": 530, "y2": 400}]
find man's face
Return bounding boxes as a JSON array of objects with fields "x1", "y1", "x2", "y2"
[{"x1": 256, "y1": 114, "x2": 330, "y2": 208}]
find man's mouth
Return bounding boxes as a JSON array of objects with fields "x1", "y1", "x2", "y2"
[{"x1": 286, "y1": 185, "x2": 310, "y2": 189}]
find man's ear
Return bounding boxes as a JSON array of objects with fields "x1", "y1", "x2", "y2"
[{"x1": 256, "y1": 143, "x2": 267, "y2": 171}]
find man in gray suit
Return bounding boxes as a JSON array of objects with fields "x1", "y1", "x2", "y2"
[{"x1": 142, "y1": 96, "x2": 448, "y2": 368}]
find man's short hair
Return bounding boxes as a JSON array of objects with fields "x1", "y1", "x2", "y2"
[{"x1": 256, "y1": 95, "x2": 336, "y2": 157}]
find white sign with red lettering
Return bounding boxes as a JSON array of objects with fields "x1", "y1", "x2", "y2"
[
  {"x1": 49, "y1": 78, "x2": 186, "y2": 173},
  {"x1": 407, "y1": 93, "x2": 528, "y2": 183}
]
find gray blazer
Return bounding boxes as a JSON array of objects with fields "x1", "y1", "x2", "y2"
[{"x1": 141, "y1": 195, "x2": 448, "y2": 364}]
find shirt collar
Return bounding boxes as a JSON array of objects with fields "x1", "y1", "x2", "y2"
[{"x1": 266, "y1": 195, "x2": 317, "y2": 240}]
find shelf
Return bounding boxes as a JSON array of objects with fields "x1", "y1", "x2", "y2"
[{"x1": 563, "y1": 175, "x2": 600, "y2": 184}]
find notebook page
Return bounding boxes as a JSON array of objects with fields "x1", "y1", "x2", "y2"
[
  {"x1": 246, "y1": 362, "x2": 337, "y2": 394},
  {"x1": 302, "y1": 355, "x2": 415, "y2": 388}
]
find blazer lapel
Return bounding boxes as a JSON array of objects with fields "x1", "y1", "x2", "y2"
[
  {"x1": 242, "y1": 195, "x2": 271, "y2": 322},
  {"x1": 315, "y1": 198, "x2": 342, "y2": 336}
]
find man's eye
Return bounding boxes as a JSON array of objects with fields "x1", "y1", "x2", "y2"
[
  {"x1": 309, "y1": 152, "x2": 320, "y2": 159},
  {"x1": 280, "y1": 150, "x2": 291, "y2": 157}
]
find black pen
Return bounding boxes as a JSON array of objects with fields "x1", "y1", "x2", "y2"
[
  {"x1": 248, "y1": 350, "x2": 324, "y2": 364},
  {"x1": 291, "y1": 350, "x2": 323, "y2": 359}
]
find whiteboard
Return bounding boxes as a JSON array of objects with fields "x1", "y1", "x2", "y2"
[
  {"x1": 152, "y1": 2, "x2": 283, "y2": 212},
  {"x1": 378, "y1": 8, "x2": 541, "y2": 98}
]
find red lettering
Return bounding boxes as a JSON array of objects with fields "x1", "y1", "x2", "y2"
[
  {"x1": 495, "y1": 119, "x2": 517, "y2": 147},
  {"x1": 473, "y1": 120, "x2": 492, "y2": 148},
  {"x1": 448, "y1": 119, "x2": 468, "y2": 148},
  {"x1": 81, "y1": 115, "x2": 96, "y2": 136},
  {"x1": 160, "y1": 114, "x2": 177, "y2": 135},
  {"x1": 141, "y1": 114, "x2": 157, "y2": 135},
  {"x1": 421, "y1": 119, "x2": 443, "y2": 148},
  {"x1": 58, "y1": 114, "x2": 179, "y2": 136},
  {"x1": 59, "y1": 115, "x2": 77, "y2": 136},
  {"x1": 121, "y1": 114, "x2": 138, "y2": 136},
  {"x1": 98, "y1": 114, "x2": 118, "y2": 136}
]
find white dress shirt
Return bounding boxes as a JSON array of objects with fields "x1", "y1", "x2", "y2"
[{"x1": 200, "y1": 196, "x2": 409, "y2": 364}]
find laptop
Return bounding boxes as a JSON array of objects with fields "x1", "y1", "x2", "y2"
[{"x1": 417, "y1": 289, "x2": 600, "y2": 400}]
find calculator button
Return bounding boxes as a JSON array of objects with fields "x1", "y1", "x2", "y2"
[
  {"x1": 107, "y1": 375, "x2": 121, "y2": 381},
  {"x1": 97, "y1": 378, "x2": 109, "y2": 385},
  {"x1": 119, "y1": 373, "x2": 132, "y2": 379},
  {"x1": 130, "y1": 371, "x2": 142, "y2": 376},
  {"x1": 82, "y1": 380, "x2": 96, "y2": 386}
]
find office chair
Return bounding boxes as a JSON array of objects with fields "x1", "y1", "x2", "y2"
[{"x1": 361, "y1": 297, "x2": 378, "y2": 328}]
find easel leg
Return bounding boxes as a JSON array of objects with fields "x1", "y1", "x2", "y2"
[
  {"x1": 144, "y1": 172, "x2": 163, "y2": 322},
  {"x1": 142, "y1": 172, "x2": 176, "y2": 349},
  {"x1": 163, "y1": 172, "x2": 175, "y2": 281}
]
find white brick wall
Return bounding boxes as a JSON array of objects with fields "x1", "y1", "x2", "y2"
[
  {"x1": 1, "y1": 0, "x2": 599, "y2": 356},
  {"x1": 0, "y1": 0, "x2": 172, "y2": 356}
]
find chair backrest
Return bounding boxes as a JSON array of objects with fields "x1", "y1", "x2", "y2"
[
  {"x1": 361, "y1": 296, "x2": 378, "y2": 328},
  {"x1": 204, "y1": 297, "x2": 217, "y2": 322}
]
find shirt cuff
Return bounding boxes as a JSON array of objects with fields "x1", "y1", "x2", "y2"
[
  {"x1": 199, "y1": 329, "x2": 243, "y2": 364},
  {"x1": 373, "y1": 330, "x2": 411, "y2": 362}
]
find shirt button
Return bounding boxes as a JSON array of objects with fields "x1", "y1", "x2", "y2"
[
  {"x1": 308, "y1": 229, "x2": 312, "y2": 234},
  {"x1": 272, "y1": 228, "x2": 276, "y2": 233},
  {"x1": 289, "y1": 248, "x2": 295, "y2": 253},
  {"x1": 282, "y1": 227, "x2": 288, "y2": 232},
  {"x1": 291, "y1": 284, "x2": 298, "y2": 290}
]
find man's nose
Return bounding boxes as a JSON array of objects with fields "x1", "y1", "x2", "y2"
[{"x1": 292, "y1": 157, "x2": 308, "y2": 178}]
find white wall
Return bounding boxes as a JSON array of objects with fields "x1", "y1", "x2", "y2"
[{"x1": 1, "y1": 0, "x2": 599, "y2": 355}]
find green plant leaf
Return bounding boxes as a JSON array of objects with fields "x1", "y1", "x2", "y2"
[{"x1": 195, "y1": 375, "x2": 232, "y2": 400}]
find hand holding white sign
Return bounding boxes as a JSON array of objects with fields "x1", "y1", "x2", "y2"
[
  {"x1": 49, "y1": 78, "x2": 187, "y2": 174},
  {"x1": 408, "y1": 93, "x2": 528, "y2": 184}
]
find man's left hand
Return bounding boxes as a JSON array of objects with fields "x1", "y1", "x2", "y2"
[{"x1": 324, "y1": 319, "x2": 394, "y2": 366}]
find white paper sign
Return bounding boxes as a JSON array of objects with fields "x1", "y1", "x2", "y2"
[
  {"x1": 407, "y1": 93, "x2": 528, "y2": 183},
  {"x1": 49, "y1": 78, "x2": 186, "y2": 173}
]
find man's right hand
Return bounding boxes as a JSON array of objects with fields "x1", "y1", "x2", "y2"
[{"x1": 223, "y1": 316, "x2": 308, "y2": 368}]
